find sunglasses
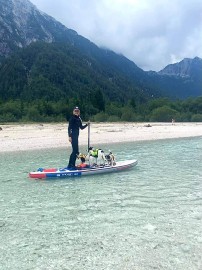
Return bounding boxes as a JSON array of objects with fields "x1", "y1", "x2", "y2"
[{"x1": 74, "y1": 109, "x2": 80, "y2": 112}]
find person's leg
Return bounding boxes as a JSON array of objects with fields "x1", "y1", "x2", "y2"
[{"x1": 68, "y1": 136, "x2": 79, "y2": 168}]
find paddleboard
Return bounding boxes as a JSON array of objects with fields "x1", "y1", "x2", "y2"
[{"x1": 29, "y1": 159, "x2": 138, "y2": 179}]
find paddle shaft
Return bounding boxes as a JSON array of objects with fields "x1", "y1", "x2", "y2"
[{"x1": 88, "y1": 121, "x2": 90, "y2": 151}]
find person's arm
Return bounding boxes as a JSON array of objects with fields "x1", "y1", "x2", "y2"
[
  {"x1": 79, "y1": 118, "x2": 89, "y2": 130},
  {"x1": 68, "y1": 117, "x2": 73, "y2": 142}
]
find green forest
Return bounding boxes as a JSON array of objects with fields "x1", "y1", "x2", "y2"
[
  {"x1": 0, "y1": 97, "x2": 202, "y2": 123},
  {"x1": 0, "y1": 42, "x2": 202, "y2": 123}
]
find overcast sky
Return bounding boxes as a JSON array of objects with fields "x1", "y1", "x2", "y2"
[{"x1": 31, "y1": 0, "x2": 202, "y2": 71}]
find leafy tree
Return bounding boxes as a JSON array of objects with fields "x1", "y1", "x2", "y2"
[
  {"x1": 26, "y1": 105, "x2": 43, "y2": 122},
  {"x1": 150, "y1": 105, "x2": 179, "y2": 122},
  {"x1": 129, "y1": 98, "x2": 136, "y2": 110},
  {"x1": 108, "y1": 115, "x2": 120, "y2": 122},
  {"x1": 92, "y1": 89, "x2": 105, "y2": 111},
  {"x1": 93, "y1": 112, "x2": 108, "y2": 122},
  {"x1": 191, "y1": 114, "x2": 202, "y2": 122},
  {"x1": 105, "y1": 102, "x2": 122, "y2": 118},
  {"x1": 147, "y1": 98, "x2": 171, "y2": 111},
  {"x1": 0, "y1": 113, "x2": 16, "y2": 122}
]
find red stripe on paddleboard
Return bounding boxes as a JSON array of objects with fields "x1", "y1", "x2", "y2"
[
  {"x1": 43, "y1": 168, "x2": 57, "y2": 172},
  {"x1": 29, "y1": 173, "x2": 46, "y2": 179}
]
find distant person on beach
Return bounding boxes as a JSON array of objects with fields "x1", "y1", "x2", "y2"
[
  {"x1": 67, "y1": 107, "x2": 89, "y2": 169},
  {"x1": 172, "y1": 119, "x2": 175, "y2": 125}
]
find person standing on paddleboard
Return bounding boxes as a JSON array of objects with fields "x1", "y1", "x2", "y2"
[{"x1": 67, "y1": 107, "x2": 89, "y2": 169}]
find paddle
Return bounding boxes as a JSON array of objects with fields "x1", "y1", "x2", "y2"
[{"x1": 88, "y1": 120, "x2": 90, "y2": 151}]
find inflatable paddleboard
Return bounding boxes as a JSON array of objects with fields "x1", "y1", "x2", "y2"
[{"x1": 29, "y1": 159, "x2": 138, "y2": 179}]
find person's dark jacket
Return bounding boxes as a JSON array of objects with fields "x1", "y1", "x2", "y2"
[{"x1": 68, "y1": 115, "x2": 87, "y2": 137}]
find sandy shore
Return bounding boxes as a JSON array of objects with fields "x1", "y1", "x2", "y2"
[{"x1": 0, "y1": 122, "x2": 202, "y2": 153}]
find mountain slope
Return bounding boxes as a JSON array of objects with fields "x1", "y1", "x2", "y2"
[
  {"x1": 0, "y1": 41, "x2": 150, "y2": 106},
  {"x1": 0, "y1": 0, "x2": 201, "y2": 100},
  {"x1": 0, "y1": 0, "x2": 141, "y2": 75},
  {"x1": 0, "y1": 0, "x2": 79, "y2": 58},
  {"x1": 0, "y1": 0, "x2": 162, "y2": 101}
]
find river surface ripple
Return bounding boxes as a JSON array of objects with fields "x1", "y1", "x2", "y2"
[{"x1": 0, "y1": 137, "x2": 202, "y2": 270}]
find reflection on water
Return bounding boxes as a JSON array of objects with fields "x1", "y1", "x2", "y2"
[{"x1": 0, "y1": 137, "x2": 202, "y2": 270}]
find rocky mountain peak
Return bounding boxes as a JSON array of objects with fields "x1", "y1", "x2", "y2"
[
  {"x1": 158, "y1": 56, "x2": 202, "y2": 78},
  {"x1": 0, "y1": 0, "x2": 62, "y2": 57},
  {"x1": 4, "y1": 0, "x2": 37, "y2": 28}
]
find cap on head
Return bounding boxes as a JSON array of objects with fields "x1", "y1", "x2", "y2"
[{"x1": 73, "y1": 107, "x2": 80, "y2": 111}]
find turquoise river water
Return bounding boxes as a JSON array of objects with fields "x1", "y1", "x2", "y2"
[{"x1": 0, "y1": 137, "x2": 202, "y2": 270}]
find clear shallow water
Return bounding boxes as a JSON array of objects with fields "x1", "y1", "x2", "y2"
[{"x1": 0, "y1": 137, "x2": 202, "y2": 270}]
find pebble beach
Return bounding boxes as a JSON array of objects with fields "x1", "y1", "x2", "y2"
[{"x1": 0, "y1": 122, "x2": 202, "y2": 152}]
